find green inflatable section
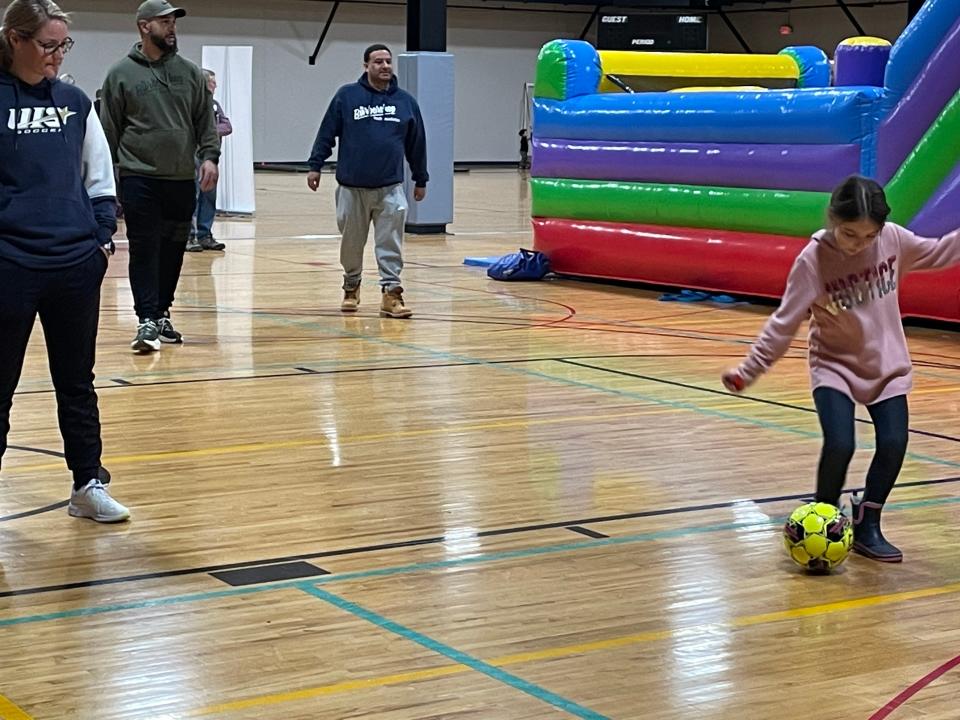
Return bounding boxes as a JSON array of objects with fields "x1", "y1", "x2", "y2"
[
  {"x1": 534, "y1": 41, "x2": 568, "y2": 101},
  {"x1": 532, "y1": 179, "x2": 829, "y2": 237},
  {"x1": 886, "y1": 87, "x2": 960, "y2": 225}
]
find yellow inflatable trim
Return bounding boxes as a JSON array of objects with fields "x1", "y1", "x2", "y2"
[
  {"x1": 839, "y1": 36, "x2": 892, "y2": 46},
  {"x1": 598, "y1": 50, "x2": 800, "y2": 79}
]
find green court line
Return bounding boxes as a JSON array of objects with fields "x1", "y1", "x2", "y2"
[
  {"x1": 304, "y1": 585, "x2": 611, "y2": 720},
  {"x1": 207, "y1": 304, "x2": 960, "y2": 470},
  {"x1": 2, "y1": 494, "x2": 959, "y2": 629}
]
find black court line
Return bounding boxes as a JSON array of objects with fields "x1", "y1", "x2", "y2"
[
  {"x1": 110, "y1": 378, "x2": 133, "y2": 386},
  {"x1": 0, "y1": 500, "x2": 69, "y2": 523},
  {"x1": 11, "y1": 368, "x2": 351, "y2": 395},
  {"x1": 2, "y1": 476, "x2": 959, "y2": 598},
  {"x1": 6, "y1": 444, "x2": 64, "y2": 459},
  {"x1": 558, "y1": 359, "x2": 960, "y2": 445},
  {"x1": 566, "y1": 526, "x2": 609, "y2": 539},
  {"x1": 11, "y1": 352, "x2": 763, "y2": 397},
  {"x1": 0, "y1": 446, "x2": 67, "y2": 522}
]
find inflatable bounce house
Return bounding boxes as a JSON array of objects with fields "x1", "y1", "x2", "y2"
[{"x1": 531, "y1": 0, "x2": 960, "y2": 321}]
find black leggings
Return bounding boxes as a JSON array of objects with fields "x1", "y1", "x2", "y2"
[{"x1": 813, "y1": 387, "x2": 909, "y2": 507}]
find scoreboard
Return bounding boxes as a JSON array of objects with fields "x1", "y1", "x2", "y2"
[{"x1": 598, "y1": 14, "x2": 709, "y2": 51}]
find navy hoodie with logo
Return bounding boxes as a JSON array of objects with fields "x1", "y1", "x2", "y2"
[
  {"x1": 308, "y1": 74, "x2": 429, "y2": 189},
  {"x1": 1, "y1": 70, "x2": 117, "y2": 270}
]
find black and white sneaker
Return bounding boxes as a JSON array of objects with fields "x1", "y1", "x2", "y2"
[
  {"x1": 198, "y1": 236, "x2": 225, "y2": 251},
  {"x1": 157, "y1": 316, "x2": 183, "y2": 344},
  {"x1": 131, "y1": 320, "x2": 161, "y2": 353}
]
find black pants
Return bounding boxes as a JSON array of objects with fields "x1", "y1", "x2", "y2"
[
  {"x1": 813, "y1": 387, "x2": 909, "y2": 507},
  {"x1": 0, "y1": 252, "x2": 108, "y2": 487},
  {"x1": 121, "y1": 176, "x2": 195, "y2": 322}
]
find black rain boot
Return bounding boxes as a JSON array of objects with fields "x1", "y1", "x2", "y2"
[{"x1": 851, "y1": 495, "x2": 902, "y2": 562}]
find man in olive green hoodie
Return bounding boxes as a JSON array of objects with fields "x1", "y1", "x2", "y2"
[{"x1": 100, "y1": 0, "x2": 219, "y2": 353}]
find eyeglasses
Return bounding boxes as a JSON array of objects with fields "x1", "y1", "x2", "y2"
[{"x1": 19, "y1": 34, "x2": 74, "y2": 56}]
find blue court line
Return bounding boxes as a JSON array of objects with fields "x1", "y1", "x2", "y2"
[
  {"x1": 301, "y1": 585, "x2": 611, "y2": 720},
  {"x1": 0, "y1": 520, "x2": 757, "y2": 628},
  {"x1": 3, "y1": 494, "x2": 959, "y2": 630}
]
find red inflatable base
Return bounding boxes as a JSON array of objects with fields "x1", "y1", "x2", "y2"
[{"x1": 532, "y1": 218, "x2": 960, "y2": 323}]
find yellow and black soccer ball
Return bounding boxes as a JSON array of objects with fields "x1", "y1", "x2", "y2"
[{"x1": 783, "y1": 502, "x2": 853, "y2": 571}]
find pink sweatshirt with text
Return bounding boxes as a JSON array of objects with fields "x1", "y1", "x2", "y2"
[{"x1": 738, "y1": 223, "x2": 960, "y2": 405}]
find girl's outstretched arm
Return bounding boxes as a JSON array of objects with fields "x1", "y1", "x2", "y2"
[{"x1": 723, "y1": 252, "x2": 821, "y2": 392}]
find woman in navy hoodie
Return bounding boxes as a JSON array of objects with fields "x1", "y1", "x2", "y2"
[{"x1": 0, "y1": 0, "x2": 129, "y2": 522}]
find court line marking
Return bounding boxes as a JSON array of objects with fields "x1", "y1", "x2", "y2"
[
  {"x1": 3, "y1": 495, "x2": 959, "y2": 629},
  {"x1": 0, "y1": 500, "x2": 69, "y2": 523},
  {"x1": 868, "y1": 652, "x2": 960, "y2": 720},
  {"x1": 4, "y1": 445, "x2": 64, "y2": 459},
  {"x1": 6, "y1": 351, "x2": 761, "y2": 394},
  {"x1": 195, "y1": 305, "x2": 960, "y2": 471},
  {"x1": 0, "y1": 694, "x2": 34, "y2": 720},
  {"x1": 301, "y1": 585, "x2": 610, "y2": 720},
  {"x1": 2, "y1": 408, "x2": 664, "y2": 474},
  {"x1": 5, "y1": 476, "x2": 959, "y2": 597},
  {"x1": 180, "y1": 579, "x2": 960, "y2": 718},
  {"x1": 179, "y1": 665, "x2": 468, "y2": 716},
  {"x1": 558, "y1": 359, "x2": 960, "y2": 445},
  {"x1": 0, "y1": 521, "x2": 770, "y2": 627},
  {"x1": 15, "y1": 317, "x2": 957, "y2": 474}
]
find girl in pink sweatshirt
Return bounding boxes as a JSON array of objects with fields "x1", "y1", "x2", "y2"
[{"x1": 723, "y1": 175, "x2": 960, "y2": 563}]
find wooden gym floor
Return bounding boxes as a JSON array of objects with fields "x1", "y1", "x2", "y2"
[{"x1": 1, "y1": 170, "x2": 959, "y2": 719}]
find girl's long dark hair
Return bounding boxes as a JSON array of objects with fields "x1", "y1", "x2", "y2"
[{"x1": 829, "y1": 175, "x2": 891, "y2": 225}]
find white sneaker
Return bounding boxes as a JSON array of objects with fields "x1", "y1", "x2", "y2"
[{"x1": 68, "y1": 479, "x2": 131, "y2": 523}]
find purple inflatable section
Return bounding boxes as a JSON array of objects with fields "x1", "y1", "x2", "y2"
[
  {"x1": 877, "y1": 18, "x2": 960, "y2": 182},
  {"x1": 531, "y1": 138, "x2": 860, "y2": 192},
  {"x1": 834, "y1": 43, "x2": 890, "y2": 87},
  {"x1": 910, "y1": 163, "x2": 960, "y2": 237}
]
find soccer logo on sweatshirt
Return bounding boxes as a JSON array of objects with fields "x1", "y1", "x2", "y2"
[{"x1": 7, "y1": 106, "x2": 77, "y2": 134}]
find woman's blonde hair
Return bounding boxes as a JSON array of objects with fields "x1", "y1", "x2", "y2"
[{"x1": 0, "y1": 0, "x2": 70, "y2": 70}]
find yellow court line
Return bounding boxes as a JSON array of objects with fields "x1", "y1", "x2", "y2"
[
  {"x1": 0, "y1": 695, "x2": 34, "y2": 720},
  {"x1": 184, "y1": 666, "x2": 467, "y2": 716},
  {"x1": 13, "y1": 388, "x2": 960, "y2": 475},
  {"x1": 183, "y1": 580, "x2": 960, "y2": 717},
  {"x1": 7, "y1": 409, "x2": 658, "y2": 473}
]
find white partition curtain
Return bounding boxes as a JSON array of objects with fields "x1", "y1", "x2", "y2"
[{"x1": 201, "y1": 45, "x2": 255, "y2": 215}]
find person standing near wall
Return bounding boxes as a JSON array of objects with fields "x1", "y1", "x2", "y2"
[
  {"x1": 187, "y1": 68, "x2": 231, "y2": 252},
  {"x1": 518, "y1": 128, "x2": 530, "y2": 170},
  {"x1": 99, "y1": 0, "x2": 219, "y2": 352},
  {"x1": 306, "y1": 43, "x2": 428, "y2": 319}
]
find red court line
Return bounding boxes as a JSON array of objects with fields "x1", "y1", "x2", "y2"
[{"x1": 868, "y1": 652, "x2": 960, "y2": 720}]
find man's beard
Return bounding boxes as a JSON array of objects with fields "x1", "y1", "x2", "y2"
[{"x1": 148, "y1": 30, "x2": 177, "y2": 55}]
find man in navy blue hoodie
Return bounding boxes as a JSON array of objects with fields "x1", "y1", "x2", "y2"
[
  {"x1": 307, "y1": 44, "x2": 428, "y2": 318},
  {"x1": 1, "y1": 0, "x2": 129, "y2": 522}
]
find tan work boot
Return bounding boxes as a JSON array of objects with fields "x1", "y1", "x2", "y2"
[
  {"x1": 341, "y1": 286, "x2": 360, "y2": 312},
  {"x1": 380, "y1": 287, "x2": 412, "y2": 318}
]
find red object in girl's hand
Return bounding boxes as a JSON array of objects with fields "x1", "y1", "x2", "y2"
[{"x1": 722, "y1": 370, "x2": 745, "y2": 393}]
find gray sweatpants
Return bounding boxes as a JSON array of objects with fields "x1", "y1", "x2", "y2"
[{"x1": 336, "y1": 183, "x2": 407, "y2": 291}]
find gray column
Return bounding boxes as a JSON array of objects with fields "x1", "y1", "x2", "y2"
[{"x1": 397, "y1": 52, "x2": 454, "y2": 235}]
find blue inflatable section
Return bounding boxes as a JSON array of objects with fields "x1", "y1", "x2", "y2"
[
  {"x1": 533, "y1": 87, "x2": 885, "y2": 145},
  {"x1": 778, "y1": 46, "x2": 831, "y2": 88},
  {"x1": 559, "y1": 40, "x2": 602, "y2": 99},
  {"x1": 885, "y1": 0, "x2": 960, "y2": 100}
]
